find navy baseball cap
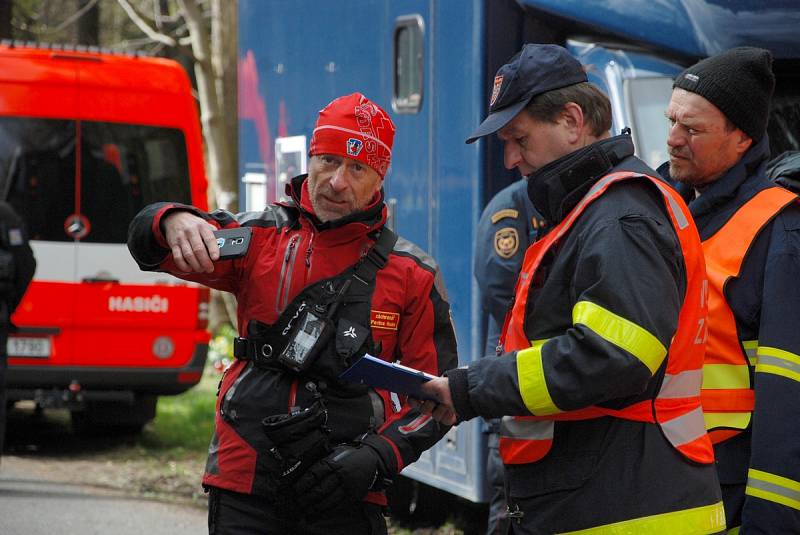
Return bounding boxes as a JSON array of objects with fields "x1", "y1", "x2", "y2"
[{"x1": 466, "y1": 44, "x2": 588, "y2": 144}]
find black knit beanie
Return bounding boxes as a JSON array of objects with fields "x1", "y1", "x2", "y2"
[{"x1": 673, "y1": 47, "x2": 775, "y2": 143}]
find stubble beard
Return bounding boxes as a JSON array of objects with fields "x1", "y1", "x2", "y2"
[{"x1": 309, "y1": 185, "x2": 356, "y2": 223}]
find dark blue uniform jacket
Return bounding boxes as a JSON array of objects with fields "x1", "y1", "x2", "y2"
[
  {"x1": 474, "y1": 179, "x2": 542, "y2": 357},
  {"x1": 660, "y1": 137, "x2": 800, "y2": 533}
]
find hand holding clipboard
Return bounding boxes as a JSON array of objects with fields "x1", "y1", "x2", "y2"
[
  {"x1": 339, "y1": 354, "x2": 438, "y2": 400},
  {"x1": 339, "y1": 354, "x2": 457, "y2": 424}
]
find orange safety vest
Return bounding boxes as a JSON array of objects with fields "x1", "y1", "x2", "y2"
[
  {"x1": 499, "y1": 171, "x2": 714, "y2": 466},
  {"x1": 700, "y1": 186, "x2": 798, "y2": 445}
]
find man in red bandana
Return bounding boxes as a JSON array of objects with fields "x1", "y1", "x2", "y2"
[{"x1": 128, "y1": 93, "x2": 458, "y2": 534}]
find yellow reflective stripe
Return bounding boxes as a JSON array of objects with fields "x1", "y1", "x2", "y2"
[
  {"x1": 703, "y1": 411, "x2": 751, "y2": 430},
  {"x1": 743, "y1": 340, "x2": 758, "y2": 367},
  {"x1": 516, "y1": 340, "x2": 561, "y2": 415},
  {"x1": 702, "y1": 364, "x2": 750, "y2": 390},
  {"x1": 727, "y1": 528, "x2": 740, "y2": 534},
  {"x1": 572, "y1": 301, "x2": 666, "y2": 375},
  {"x1": 746, "y1": 469, "x2": 800, "y2": 511},
  {"x1": 558, "y1": 501, "x2": 726, "y2": 534},
  {"x1": 756, "y1": 346, "x2": 800, "y2": 383}
]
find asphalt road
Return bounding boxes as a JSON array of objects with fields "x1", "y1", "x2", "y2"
[
  {"x1": 0, "y1": 403, "x2": 481, "y2": 534},
  {"x1": 0, "y1": 457, "x2": 207, "y2": 535}
]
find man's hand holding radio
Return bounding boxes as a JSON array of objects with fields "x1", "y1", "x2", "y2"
[{"x1": 162, "y1": 211, "x2": 219, "y2": 273}]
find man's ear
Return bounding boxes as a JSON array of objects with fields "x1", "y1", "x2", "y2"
[
  {"x1": 373, "y1": 177, "x2": 385, "y2": 196},
  {"x1": 734, "y1": 130, "x2": 753, "y2": 156},
  {"x1": 560, "y1": 102, "x2": 584, "y2": 144}
]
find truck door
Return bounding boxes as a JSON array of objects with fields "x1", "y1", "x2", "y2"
[
  {"x1": 384, "y1": 5, "x2": 432, "y2": 251},
  {"x1": 72, "y1": 119, "x2": 199, "y2": 370},
  {"x1": 384, "y1": 2, "x2": 487, "y2": 504}
]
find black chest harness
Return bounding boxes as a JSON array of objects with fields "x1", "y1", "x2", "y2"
[{"x1": 233, "y1": 228, "x2": 398, "y2": 387}]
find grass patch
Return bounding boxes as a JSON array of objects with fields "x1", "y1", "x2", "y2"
[{"x1": 139, "y1": 369, "x2": 219, "y2": 454}]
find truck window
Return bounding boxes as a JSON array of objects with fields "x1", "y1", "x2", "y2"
[
  {"x1": 0, "y1": 117, "x2": 191, "y2": 243},
  {"x1": 274, "y1": 135, "x2": 307, "y2": 203},
  {"x1": 393, "y1": 15, "x2": 424, "y2": 114},
  {"x1": 625, "y1": 77, "x2": 674, "y2": 169},
  {"x1": 81, "y1": 122, "x2": 191, "y2": 243},
  {"x1": 0, "y1": 117, "x2": 76, "y2": 242}
]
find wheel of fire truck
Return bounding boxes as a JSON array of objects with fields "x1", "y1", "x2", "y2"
[{"x1": 70, "y1": 394, "x2": 157, "y2": 435}]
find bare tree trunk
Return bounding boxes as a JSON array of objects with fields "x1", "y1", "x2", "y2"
[
  {"x1": 115, "y1": 0, "x2": 240, "y2": 331},
  {"x1": 178, "y1": 0, "x2": 236, "y2": 214},
  {"x1": 76, "y1": 0, "x2": 99, "y2": 46},
  {"x1": 209, "y1": 0, "x2": 239, "y2": 331},
  {"x1": 0, "y1": 0, "x2": 12, "y2": 40},
  {"x1": 179, "y1": 0, "x2": 239, "y2": 331},
  {"x1": 212, "y1": 0, "x2": 238, "y2": 211},
  {"x1": 221, "y1": 1, "x2": 240, "y2": 331}
]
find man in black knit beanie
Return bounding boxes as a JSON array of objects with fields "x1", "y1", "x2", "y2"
[
  {"x1": 660, "y1": 47, "x2": 800, "y2": 533},
  {"x1": 673, "y1": 47, "x2": 774, "y2": 145}
]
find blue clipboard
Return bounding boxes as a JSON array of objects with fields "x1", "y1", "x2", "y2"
[{"x1": 339, "y1": 354, "x2": 439, "y2": 401}]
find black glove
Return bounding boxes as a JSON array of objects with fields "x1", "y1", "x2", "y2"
[
  {"x1": 261, "y1": 400, "x2": 330, "y2": 507},
  {"x1": 293, "y1": 435, "x2": 390, "y2": 514}
]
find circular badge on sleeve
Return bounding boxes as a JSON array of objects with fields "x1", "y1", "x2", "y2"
[{"x1": 494, "y1": 227, "x2": 519, "y2": 259}]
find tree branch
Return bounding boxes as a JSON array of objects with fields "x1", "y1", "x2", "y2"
[
  {"x1": 50, "y1": 0, "x2": 100, "y2": 33},
  {"x1": 116, "y1": 0, "x2": 179, "y2": 49}
]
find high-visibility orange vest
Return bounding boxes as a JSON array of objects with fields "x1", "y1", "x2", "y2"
[
  {"x1": 700, "y1": 186, "x2": 798, "y2": 445},
  {"x1": 499, "y1": 171, "x2": 714, "y2": 465}
]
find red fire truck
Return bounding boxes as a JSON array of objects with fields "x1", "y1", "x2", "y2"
[{"x1": 0, "y1": 42, "x2": 210, "y2": 432}]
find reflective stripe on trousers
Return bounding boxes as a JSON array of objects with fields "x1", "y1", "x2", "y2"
[{"x1": 557, "y1": 501, "x2": 726, "y2": 535}]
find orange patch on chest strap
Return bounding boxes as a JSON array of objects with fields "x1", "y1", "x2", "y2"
[{"x1": 370, "y1": 310, "x2": 400, "y2": 330}]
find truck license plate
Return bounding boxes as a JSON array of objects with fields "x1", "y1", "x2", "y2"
[{"x1": 7, "y1": 337, "x2": 51, "y2": 358}]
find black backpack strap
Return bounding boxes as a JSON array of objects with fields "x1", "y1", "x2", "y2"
[
  {"x1": 353, "y1": 227, "x2": 398, "y2": 286},
  {"x1": 234, "y1": 228, "x2": 398, "y2": 367}
]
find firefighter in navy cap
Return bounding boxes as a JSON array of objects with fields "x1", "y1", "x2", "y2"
[
  {"x1": 415, "y1": 43, "x2": 724, "y2": 534},
  {"x1": 129, "y1": 93, "x2": 457, "y2": 534}
]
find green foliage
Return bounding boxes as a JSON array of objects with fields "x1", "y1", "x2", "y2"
[
  {"x1": 130, "y1": 323, "x2": 236, "y2": 457},
  {"x1": 208, "y1": 322, "x2": 237, "y2": 371},
  {"x1": 140, "y1": 370, "x2": 218, "y2": 453}
]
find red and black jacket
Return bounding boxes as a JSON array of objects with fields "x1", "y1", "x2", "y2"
[{"x1": 128, "y1": 175, "x2": 458, "y2": 502}]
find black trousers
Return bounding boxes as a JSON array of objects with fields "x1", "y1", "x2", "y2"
[
  {"x1": 207, "y1": 486, "x2": 388, "y2": 535},
  {"x1": 486, "y1": 433, "x2": 510, "y2": 535}
]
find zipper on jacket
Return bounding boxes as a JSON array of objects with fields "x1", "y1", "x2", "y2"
[
  {"x1": 303, "y1": 232, "x2": 316, "y2": 284},
  {"x1": 276, "y1": 234, "x2": 300, "y2": 312}
]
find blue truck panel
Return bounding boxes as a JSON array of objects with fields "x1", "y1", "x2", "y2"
[
  {"x1": 521, "y1": 0, "x2": 800, "y2": 59},
  {"x1": 397, "y1": 0, "x2": 487, "y2": 500}
]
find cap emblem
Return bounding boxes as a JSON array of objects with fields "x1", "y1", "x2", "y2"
[
  {"x1": 490, "y1": 75, "x2": 504, "y2": 107},
  {"x1": 346, "y1": 137, "x2": 364, "y2": 157}
]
